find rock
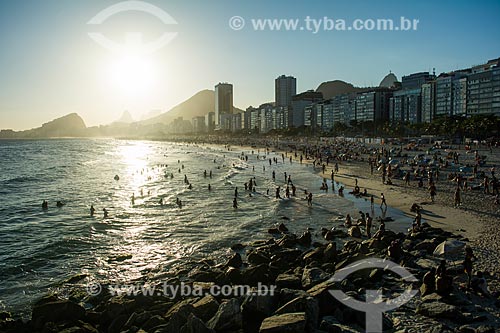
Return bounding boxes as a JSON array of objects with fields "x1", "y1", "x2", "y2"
[
  {"x1": 414, "y1": 238, "x2": 439, "y2": 253},
  {"x1": 416, "y1": 302, "x2": 459, "y2": 319},
  {"x1": 303, "y1": 247, "x2": 324, "y2": 262},
  {"x1": 277, "y1": 234, "x2": 297, "y2": 248},
  {"x1": 231, "y1": 243, "x2": 245, "y2": 251},
  {"x1": 301, "y1": 267, "x2": 328, "y2": 289},
  {"x1": 279, "y1": 289, "x2": 309, "y2": 305},
  {"x1": 161, "y1": 299, "x2": 195, "y2": 332},
  {"x1": 225, "y1": 267, "x2": 243, "y2": 284},
  {"x1": 188, "y1": 267, "x2": 220, "y2": 283},
  {"x1": 278, "y1": 223, "x2": 289, "y2": 233},
  {"x1": 192, "y1": 295, "x2": 220, "y2": 322},
  {"x1": 323, "y1": 243, "x2": 337, "y2": 262},
  {"x1": 164, "y1": 299, "x2": 195, "y2": 320},
  {"x1": 297, "y1": 231, "x2": 312, "y2": 246},
  {"x1": 242, "y1": 293, "x2": 277, "y2": 318},
  {"x1": 243, "y1": 264, "x2": 270, "y2": 286},
  {"x1": 348, "y1": 226, "x2": 362, "y2": 238},
  {"x1": 324, "y1": 230, "x2": 335, "y2": 241},
  {"x1": 320, "y1": 316, "x2": 361, "y2": 333},
  {"x1": 456, "y1": 325, "x2": 476, "y2": 333},
  {"x1": 207, "y1": 299, "x2": 242, "y2": 331},
  {"x1": 475, "y1": 325, "x2": 496, "y2": 333},
  {"x1": 269, "y1": 228, "x2": 281, "y2": 234},
  {"x1": 180, "y1": 314, "x2": 215, "y2": 333},
  {"x1": 275, "y1": 274, "x2": 301, "y2": 289},
  {"x1": 248, "y1": 251, "x2": 271, "y2": 265},
  {"x1": 108, "y1": 314, "x2": 129, "y2": 333},
  {"x1": 363, "y1": 238, "x2": 386, "y2": 251},
  {"x1": 259, "y1": 312, "x2": 306, "y2": 333},
  {"x1": 368, "y1": 268, "x2": 383, "y2": 282},
  {"x1": 274, "y1": 296, "x2": 319, "y2": 332},
  {"x1": 226, "y1": 253, "x2": 243, "y2": 268},
  {"x1": 242, "y1": 293, "x2": 277, "y2": 333},
  {"x1": 32, "y1": 299, "x2": 85, "y2": 328},
  {"x1": 141, "y1": 315, "x2": 166, "y2": 332},
  {"x1": 307, "y1": 280, "x2": 339, "y2": 317}
]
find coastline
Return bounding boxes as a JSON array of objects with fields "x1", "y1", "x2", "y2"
[{"x1": 1, "y1": 138, "x2": 499, "y2": 333}]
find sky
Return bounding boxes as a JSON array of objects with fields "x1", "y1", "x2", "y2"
[{"x1": 1, "y1": 0, "x2": 500, "y2": 130}]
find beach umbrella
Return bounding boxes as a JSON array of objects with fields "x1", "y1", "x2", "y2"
[{"x1": 433, "y1": 240, "x2": 466, "y2": 256}]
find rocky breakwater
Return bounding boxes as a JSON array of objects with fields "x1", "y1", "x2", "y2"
[{"x1": 1, "y1": 223, "x2": 499, "y2": 333}]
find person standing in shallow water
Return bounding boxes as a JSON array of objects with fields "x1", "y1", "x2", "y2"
[
  {"x1": 307, "y1": 193, "x2": 313, "y2": 206},
  {"x1": 233, "y1": 197, "x2": 238, "y2": 209},
  {"x1": 380, "y1": 193, "x2": 387, "y2": 208},
  {"x1": 90, "y1": 205, "x2": 95, "y2": 217},
  {"x1": 365, "y1": 212, "x2": 372, "y2": 237}
]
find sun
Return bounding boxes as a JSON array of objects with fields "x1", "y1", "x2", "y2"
[{"x1": 108, "y1": 53, "x2": 155, "y2": 98}]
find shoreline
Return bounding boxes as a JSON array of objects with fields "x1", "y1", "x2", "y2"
[{"x1": 1, "y1": 138, "x2": 499, "y2": 333}]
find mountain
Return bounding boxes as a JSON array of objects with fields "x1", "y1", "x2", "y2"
[
  {"x1": 316, "y1": 80, "x2": 365, "y2": 99},
  {"x1": 115, "y1": 111, "x2": 134, "y2": 124},
  {"x1": 0, "y1": 113, "x2": 87, "y2": 138},
  {"x1": 141, "y1": 90, "x2": 243, "y2": 125}
]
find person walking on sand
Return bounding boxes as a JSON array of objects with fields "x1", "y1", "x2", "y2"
[
  {"x1": 454, "y1": 186, "x2": 461, "y2": 207},
  {"x1": 380, "y1": 193, "x2": 387, "y2": 208},
  {"x1": 429, "y1": 183, "x2": 437, "y2": 203},
  {"x1": 463, "y1": 247, "x2": 475, "y2": 288}
]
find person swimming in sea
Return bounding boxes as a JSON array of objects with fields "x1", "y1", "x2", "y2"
[
  {"x1": 42, "y1": 200, "x2": 48, "y2": 210},
  {"x1": 56, "y1": 201, "x2": 65, "y2": 207},
  {"x1": 103, "y1": 208, "x2": 109, "y2": 218},
  {"x1": 90, "y1": 205, "x2": 95, "y2": 216},
  {"x1": 208, "y1": 184, "x2": 212, "y2": 191}
]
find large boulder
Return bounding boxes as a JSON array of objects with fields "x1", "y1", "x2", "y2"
[
  {"x1": 273, "y1": 296, "x2": 319, "y2": 332},
  {"x1": 180, "y1": 313, "x2": 215, "y2": 333},
  {"x1": 226, "y1": 253, "x2": 243, "y2": 268},
  {"x1": 192, "y1": 295, "x2": 219, "y2": 322},
  {"x1": 243, "y1": 264, "x2": 270, "y2": 285},
  {"x1": 32, "y1": 299, "x2": 85, "y2": 328},
  {"x1": 301, "y1": 267, "x2": 329, "y2": 289},
  {"x1": 275, "y1": 274, "x2": 301, "y2": 289},
  {"x1": 207, "y1": 299, "x2": 242, "y2": 331},
  {"x1": 416, "y1": 302, "x2": 459, "y2": 319},
  {"x1": 259, "y1": 312, "x2": 306, "y2": 333},
  {"x1": 248, "y1": 251, "x2": 271, "y2": 265}
]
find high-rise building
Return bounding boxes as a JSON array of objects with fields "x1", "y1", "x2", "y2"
[
  {"x1": 215, "y1": 83, "x2": 233, "y2": 128},
  {"x1": 401, "y1": 72, "x2": 436, "y2": 90},
  {"x1": 467, "y1": 58, "x2": 500, "y2": 116},
  {"x1": 355, "y1": 88, "x2": 393, "y2": 123},
  {"x1": 291, "y1": 91, "x2": 323, "y2": 127},
  {"x1": 421, "y1": 82, "x2": 436, "y2": 123},
  {"x1": 205, "y1": 112, "x2": 215, "y2": 132},
  {"x1": 275, "y1": 75, "x2": 297, "y2": 107}
]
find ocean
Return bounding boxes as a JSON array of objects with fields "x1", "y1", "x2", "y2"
[{"x1": 0, "y1": 139, "x2": 411, "y2": 316}]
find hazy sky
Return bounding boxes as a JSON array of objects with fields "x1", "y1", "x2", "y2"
[{"x1": 1, "y1": 0, "x2": 500, "y2": 130}]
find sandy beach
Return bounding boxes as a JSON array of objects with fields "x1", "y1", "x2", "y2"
[{"x1": 312, "y1": 142, "x2": 500, "y2": 292}]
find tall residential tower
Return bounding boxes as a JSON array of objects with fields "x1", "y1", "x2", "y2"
[
  {"x1": 215, "y1": 83, "x2": 233, "y2": 127},
  {"x1": 275, "y1": 75, "x2": 297, "y2": 107}
]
